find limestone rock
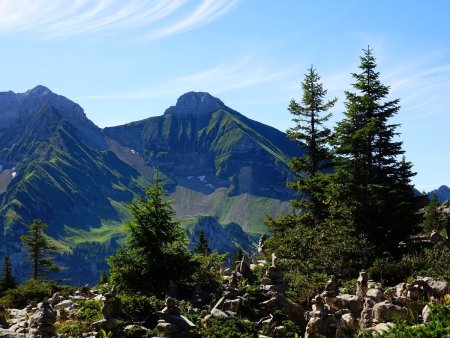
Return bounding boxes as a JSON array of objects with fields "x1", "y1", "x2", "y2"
[
  {"x1": 54, "y1": 299, "x2": 74, "y2": 311},
  {"x1": 372, "y1": 301, "x2": 408, "y2": 323},
  {"x1": 336, "y1": 294, "x2": 363, "y2": 316},
  {"x1": 366, "y1": 288, "x2": 384, "y2": 303},
  {"x1": 356, "y1": 270, "x2": 368, "y2": 298},
  {"x1": 422, "y1": 304, "x2": 432, "y2": 323}
]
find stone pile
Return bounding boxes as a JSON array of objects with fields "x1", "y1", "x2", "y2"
[
  {"x1": 156, "y1": 297, "x2": 196, "y2": 338},
  {"x1": 303, "y1": 271, "x2": 449, "y2": 337},
  {"x1": 260, "y1": 253, "x2": 287, "y2": 294}
]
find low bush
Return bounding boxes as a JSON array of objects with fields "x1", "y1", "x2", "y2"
[
  {"x1": 119, "y1": 293, "x2": 164, "y2": 328},
  {"x1": 0, "y1": 279, "x2": 56, "y2": 308},
  {"x1": 199, "y1": 316, "x2": 259, "y2": 338}
]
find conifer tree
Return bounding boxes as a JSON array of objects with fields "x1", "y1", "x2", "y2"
[
  {"x1": 0, "y1": 255, "x2": 17, "y2": 293},
  {"x1": 194, "y1": 230, "x2": 210, "y2": 255},
  {"x1": 20, "y1": 219, "x2": 61, "y2": 280},
  {"x1": 333, "y1": 47, "x2": 423, "y2": 253},
  {"x1": 266, "y1": 67, "x2": 370, "y2": 297},
  {"x1": 109, "y1": 175, "x2": 195, "y2": 294},
  {"x1": 287, "y1": 66, "x2": 337, "y2": 224},
  {"x1": 423, "y1": 194, "x2": 445, "y2": 234}
]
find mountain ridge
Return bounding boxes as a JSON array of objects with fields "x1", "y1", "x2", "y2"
[{"x1": 0, "y1": 86, "x2": 300, "y2": 283}]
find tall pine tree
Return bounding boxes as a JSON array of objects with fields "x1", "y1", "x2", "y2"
[
  {"x1": 287, "y1": 66, "x2": 337, "y2": 224},
  {"x1": 333, "y1": 47, "x2": 423, "y2": 253},
  {"x1": 266, "y1": 67, "x2": 370, "y2": 298},
  {"x1": 20, "y1": 219, "x2": 61, "y2": 280}
]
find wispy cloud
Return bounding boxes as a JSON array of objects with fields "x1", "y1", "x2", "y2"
[
  {"x1": 0, "y1": 0, "x2": 237, "y2": 39},
  {"x1": 77, "y1": 57, "x2": 298, "y2": 100}
]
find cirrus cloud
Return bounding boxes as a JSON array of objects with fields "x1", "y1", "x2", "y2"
[{"x1": 0, "y1": 0, "x2": 239, "y2": 39}]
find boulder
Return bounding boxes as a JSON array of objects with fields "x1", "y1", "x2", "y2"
[
  {"x1": 27, "y1": 302, "x2": 57, "y2": 337},
  {"x1": 423, "y1": 277, "x2": 448, "y2": 298},
  {"x1": 366, "y1": 288, "x2": 384, "y2": 303},
  {"x1": 372, "y1": 301, "x2": 408, "y2": 323},
  {"x1": 336, "y1": 294, "x2": 363, "y2": 316},
  {"x1": 305, "y1": 314, "x2": 337, "y2": 338},
  {"x1": 54, "y1": 299, "x2": 74, "y2": 311}
]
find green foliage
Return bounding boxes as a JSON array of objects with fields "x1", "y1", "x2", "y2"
[
  {"x1": 20, "y1": 219, "x2": 61, "y2": 280},
  {"x1": 0, "y1": 255, "x2": 17, "y2": 294},
  {"x1": 200, "y1": 316, "x2": 259, "y2": 338},
  {"x1": 364, "y1": 305, "x2": 450, "y2": 337},
  {"x1": 266, "y1": 214, "x2": 371, "y2": 301},
  {"x1": 109, "y1": 176, "x2": 196, "y2": 295},
  {"x1": 0, "y1": 279, "x2": 56, "y2": 308},
  {"x1": 231, "y1": 248, "x2": 243, "y2": 266},
  {"x1": 194, "y1": 229, "x2": 210, "y2": 255},
  {"x1": 191, "y1": 251, "x2": 226, "y2": 285},
  {"x1": 75, "y1": 300, "x2": 102, "y2": 322},
  {"x1": 332, "y1": 47, "x2": 424, "y2": 254},
  {"x1": 287, "y1": 66, "x2": 336, "y2": 223},
  {"x1": 55, "y1": 299, "x2": 102, "y2": 336},
  {"x1": 260, "y1": 318, "x2": 302, "y2": 338},
  {"x1": 55, "y1": 321, "x2": 83, "y2": 337},
  {"x1": 423, "y1": 194, "x2": 447, "y2": 234},
  {"x1": 119, "y1": 293, "x2": 163, "y2": 327},
  {"x1": 98, "y1": 329, "x2": 113, "y2": 338},
  {"x1": 368, "y1": 244, "x2": 450, "y2": 284}
]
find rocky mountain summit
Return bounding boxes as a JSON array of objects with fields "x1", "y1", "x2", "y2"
[
  {"x1": 0, "y1": 86, "x2": 302, "y2": 284},
  {"x1": 164, "y1": 91, "x2": 226, "y2": 116}
]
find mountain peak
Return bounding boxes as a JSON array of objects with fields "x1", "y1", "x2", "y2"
[
  {"x1": 165, "y1": 92, "x2": 225, "y2": 116},
  {"x1": 24, "y1": 85, "x2": 53, "y2": 96}
]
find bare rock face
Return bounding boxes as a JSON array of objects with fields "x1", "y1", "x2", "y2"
[
  {"x1": 372, "y1": 301, "x2": 409, "y2": 323},
  {"x1": 27, "y1": 302, "x2": 57, "y2": 338}
]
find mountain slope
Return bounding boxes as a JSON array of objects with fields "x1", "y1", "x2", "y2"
[
  {"x1": 104, "y1": 92, "x2": 302, "y2": 199},
  {"x1": 0, "y1": 87, "x2": 302, "y2": 283}
]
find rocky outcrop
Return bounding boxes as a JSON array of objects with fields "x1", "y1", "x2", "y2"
[
  {"x1": 303, "y1": 272, "x2": 450, "y2": 337},
  {"x1": 156, "y1": 297, "x2": 196, "y2": 337}
]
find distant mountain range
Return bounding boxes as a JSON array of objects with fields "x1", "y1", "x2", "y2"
[
  {"x1": 0, "y1": 86, "x2": 302, "y2": 283},
  {"x1": 428, "y1": 185, "x2": 450, "y2": 202}
]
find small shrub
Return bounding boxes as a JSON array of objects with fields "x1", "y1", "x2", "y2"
[
  {"x1": 55, "y1": 320, "x2": 83, "y2": 337},
  {"x1": 0, "y1": 279, "x2": 56, "y2": 308},
  {"x1": 119, "y1": 293, "x2": 164, "y2": 327},
  {"x1": 75, "y1": 300, "x2": 102, "y2": 322},
  {"x1": 285, "y1": 272, "x2": 329, "y2": 303},
  {"x1": 200, "y1": 316, "x2": 258, "y2": 338}
]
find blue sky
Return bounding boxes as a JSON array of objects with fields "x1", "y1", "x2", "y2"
[{"x1": 0, "y1": 0, "x2": 449, "y2": 191}]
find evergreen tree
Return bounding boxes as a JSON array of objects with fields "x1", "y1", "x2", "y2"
[
  {"x1": 333, "y1": 47, "x2": 423, "y2": 253},
  {"x1": 0, "y1": 255, "x2": 17, "y2": 293},
  {"x1": 194, "y1": 230, "x2": 210, "y2": 255},
  {"x1": 20, "y1": 219, "x2": 61, "y2": 280},
  {"x1": 423, "y1": 194, "x2": 446, "y2": 234},
  {"x1": 287, "y1": 66, "x2": 337, "y2": 224},
  {"x1": 109, "y1": 176, "x2": 195, "y2": 294},
  {"x1": 266, "y1": 67, "x2": 370, "y2": 298}
]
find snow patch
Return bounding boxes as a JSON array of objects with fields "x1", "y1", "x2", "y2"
[
  {"x1": 130, "y1": 149, "x2": 138, "y2": 155},
  {"x1": 188, "y1": 176, "x2": 193, "y2": 180},
  {"x1": 11, "y1": 172, "x2": 17, "y2": 178},
  {"x1": 197, "y1": 175, "x2": 206, "y2": 182},
  {"x1": 206, "y1": 184, "x2": 215, "y2": 189}
]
